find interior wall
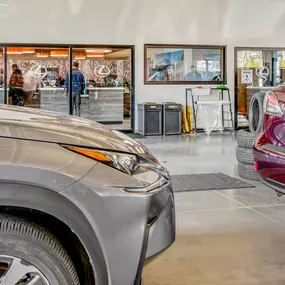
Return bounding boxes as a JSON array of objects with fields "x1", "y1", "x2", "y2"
[{"x1": 1, "y1": 0, "x2": 285, "y2": 130}]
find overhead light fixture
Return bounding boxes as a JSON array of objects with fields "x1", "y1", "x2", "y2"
[
  {"x1": 86, "y1": 52, "x2": 104, "y2": 58},
  {"x1": 75, "y1": 55, "x2": 86, "y2": 60},
  {"x1": 7, "y1": 48, "x2": 23, "y2": 54},
  {"x1": 22, "y1": 48, "x2": 35, "y2": 54},
  {"x1": 50, "y1": 50, "x2": 68, "y2": 57},
  {"x1": 86, "y1": 49, "x2": 112, "y2": 53},
  {"x1": 37, "y1": 52, "x2": 49, "y2": 58}
]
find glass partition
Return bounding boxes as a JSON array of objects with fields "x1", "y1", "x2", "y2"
[
  {"x1": 145, "y1": 44, "x2": 226, "y2": 84},
  {"x1": 236, "y1": 48, "x2": 285, "y2": 127},
  {"x1": 71, "y1": 47, "x2": 132, "y2": 129},
  {"x1": 6, "y1": 46, "x2": 69, "y2": 113},
  {"x1": 0, "y1": 47, "x2": 4, "y2": 104}
]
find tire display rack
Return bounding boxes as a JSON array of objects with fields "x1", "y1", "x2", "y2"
[{"x1": 236, "y1": 129, "x2": 259, "y2": 181}]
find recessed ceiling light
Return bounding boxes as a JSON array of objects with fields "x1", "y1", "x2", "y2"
[
  {"x1": 85, "y1": 49, "x2": 112, "y2": 53},
  {"x1": 75, "y1": 55, "x2": 86, "y2": 60},
  {"x1": 50, "y1": 50, "x2": 68, "y2": 57},
  {"x1": 37, "y1": 52, "x2": 49, "y2": 58}
]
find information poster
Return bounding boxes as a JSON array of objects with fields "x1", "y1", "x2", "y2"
[{"x1": 241, "y1": 70, "x2": 253, "y2": 84}]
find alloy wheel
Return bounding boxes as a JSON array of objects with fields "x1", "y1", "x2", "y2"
[{"x1": 0, "y1": 255, "x2": 49, "y2": 284}]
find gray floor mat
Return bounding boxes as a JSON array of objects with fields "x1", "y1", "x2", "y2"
[{"x1": 171, "y1": 173, "x2": 255, "y2": 192}]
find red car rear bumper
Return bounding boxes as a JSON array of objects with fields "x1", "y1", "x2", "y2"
[{"x1": 253, "y1": 132, "x2": 285, "y2": 193}]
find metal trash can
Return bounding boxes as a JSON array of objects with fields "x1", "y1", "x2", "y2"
[
  {"x1": 138, "y1": 103, "x2": 163, "y2": 136},
  {"x1": 163, "y1": 102, "x2": 182, "y2": 135}
]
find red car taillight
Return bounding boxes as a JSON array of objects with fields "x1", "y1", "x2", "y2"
[{"x1": 264, "y1": 91, "x2": 283, "y2": 117}]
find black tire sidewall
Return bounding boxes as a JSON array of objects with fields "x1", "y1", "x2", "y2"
[
  {"x1": 248, "y1": 92, "x2": 264, "y2": 134},
  {"x1": 0, "y1": 233, "x2": 73, "y2": 284}
]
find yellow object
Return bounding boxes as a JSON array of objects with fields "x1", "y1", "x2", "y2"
[
  {"x1": 244, "y1": 58, "x2": 261, "y2": 68},
  {"x1": 187, "y1": 106, "x2": 193, "y2": 131},
  {"x1": 182, "y1": 105, "x2": 189, "y2": 133},
  {"x1": 280, "y1": 60, "x2": 285, "y2": 69}
]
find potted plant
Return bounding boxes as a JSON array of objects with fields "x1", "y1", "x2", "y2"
[{"x1": 123, "y1": 78, "x2": 130, "y2": 93}]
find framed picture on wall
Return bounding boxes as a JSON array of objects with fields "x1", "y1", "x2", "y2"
[{"x1": 144, "y1": 44, "x2": 226, "y2": 85}]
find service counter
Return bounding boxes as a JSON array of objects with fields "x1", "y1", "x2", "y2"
[
  {"x1": 39, "y1": 87, "x2": 124, "y2": 123},
  {"x1": 0, "y1": 89, "x2": 5, "y2": 104}
]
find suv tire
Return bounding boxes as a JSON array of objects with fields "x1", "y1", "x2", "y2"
[
  {"x1": 237, "y1": 130, "x2": 258, "y2": 149},
  {"x1": 0, "y1": 215, "x2": 80, "y2": 285},
  {"x1": 248, "y1": 92, "x2": 265, "y2": 134},
  {"x1": 236, "y1": 146, "x2": 254, "y2": 164},
  {"x1": 238, "y1": 162, "x2": 259, "y2": 181}
]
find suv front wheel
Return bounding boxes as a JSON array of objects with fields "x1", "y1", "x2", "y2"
[{"x1": 0, "y1": 215, "x2": 80, "y2": 284}]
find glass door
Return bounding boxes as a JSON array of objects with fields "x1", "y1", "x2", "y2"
[
  {"x1": 71, "y1": 47, "x2": 132, "y2": 130},
  {"x1": 6, "y1": 46, "x2": 69, "y2": 113}
]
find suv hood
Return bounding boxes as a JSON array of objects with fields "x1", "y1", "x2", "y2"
[{"x1": 0, "y1": 105, "x2": 149, "y2": 155}]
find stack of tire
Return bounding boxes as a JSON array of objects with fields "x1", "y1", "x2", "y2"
[{"x1": 236, "y1": 92, "x2": 264, "y2": 181}]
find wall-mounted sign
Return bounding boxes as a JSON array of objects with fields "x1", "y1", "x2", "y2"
[
  {"x1": 255, "y1": 66, "x2": 269, "y2": 84},
  {"x1": 94, "y1": 65, "x2": 110, "y2": 78},
  {"x1": 241, "y1": 69, "x2": 253, "y2": 84},
  {"x1": 30, "y1": 64, "x2": 48, "y2": 79}
]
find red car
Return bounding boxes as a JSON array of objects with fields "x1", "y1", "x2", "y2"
[{"x1": 253, "y1": 85, "x2": 285, "y2": 196}]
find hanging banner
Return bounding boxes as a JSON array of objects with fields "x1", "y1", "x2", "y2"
[{"x1": 241, "y1": 69, "x2": 253, "y2": 84}]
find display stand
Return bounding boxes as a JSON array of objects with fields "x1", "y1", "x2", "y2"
[{"x1": 185, "y1": 87, "x2": 234, "y2": 134}]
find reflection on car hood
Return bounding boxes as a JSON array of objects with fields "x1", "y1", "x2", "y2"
[{"x1": 0, "y1": 105, "x2": 149, "y2": 155}]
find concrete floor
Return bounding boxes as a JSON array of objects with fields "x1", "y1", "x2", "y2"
[{"x1": 139, "y1": 133, "x2": 285, "y2": 285}]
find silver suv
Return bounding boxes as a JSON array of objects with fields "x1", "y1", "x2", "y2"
[{"x1": 0, "y1": 105, "x2": 175, "y2": 285}]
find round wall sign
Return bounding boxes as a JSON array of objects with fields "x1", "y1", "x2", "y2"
[{"x1": 94, "y1": 65, "x2": 111, "y2": 78}]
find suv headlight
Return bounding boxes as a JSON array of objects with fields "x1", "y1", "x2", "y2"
[
  {"x1": 63, "y1": 145, "x2": 140, "y2": 175},
  {"x1": 62, "y1": 145, "x2": 170, "y2": 193},
  {"x1": 62, "y1": 145, "x2": 168, "y2": 175}
]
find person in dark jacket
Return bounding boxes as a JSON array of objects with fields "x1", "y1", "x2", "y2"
[
  {"x1": 184, "y1": 64, "x2": 202, "y2": 81},
  {"x1": 9, "y1": 64, "x2": 24, "y2": 106},
  {"x1": 64, "y1": 61, "x2": 85, "y2": 117}
]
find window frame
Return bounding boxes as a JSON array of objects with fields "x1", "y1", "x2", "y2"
[
  {"x1": 234, "y1": 46, "x2": 285, "y2": 129},
  {"x1": 0, "y1": 43, "x2": 136, "y2": 132},
  {"x1": 144, "y1": 44, "x2": 227, "y2": 85}
]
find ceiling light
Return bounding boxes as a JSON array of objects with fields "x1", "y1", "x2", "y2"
[
  {"x1": 86, "y1": 52, "x2": 104, "y2": 58},
  {"x1": 37, "y1": 52, "x2": 49, "y2": 58},
  {"x1": 22, "y1": 48, "x2": 35, "y2": 54},
  {"x1": 50, "y1": 50, "x2": 68, "y2": 57},
  {"x1": 75, "y1": 55, "x2": 86, "y2": 60},
  {"x1": 86, "y1": 49, "x2": 112, "y2": 53},
  {"x1": 7, "y1": 48, "x2": 23, "y2": 54}
]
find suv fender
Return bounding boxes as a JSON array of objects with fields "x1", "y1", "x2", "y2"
[{"x1": 0, "y1": 182, "x2": 109, "y2": 285}]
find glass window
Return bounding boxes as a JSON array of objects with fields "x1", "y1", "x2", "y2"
[
  {"x1": 6, "y1": 46, "x2": 69, "y2": 113},
  {"x1": 145, "y1": 45, "x2": 225, "y2": 84},
  {"x1": 0, "y1": 47, "x2": 4, "y2": 104},
  {"x1": 71, "y1": 47, "x2": 132, "y2": 129},
  {"x1": 236, "y1": 48, "x2": 285, "y2": 127}
]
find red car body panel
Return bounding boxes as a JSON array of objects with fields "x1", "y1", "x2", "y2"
[{"x1": 253, "y1": 85, "x2": 285, "y2": 192}]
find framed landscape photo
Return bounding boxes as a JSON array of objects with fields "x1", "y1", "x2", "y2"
[{"x1": 144, "y1": 44, "x2": 226, "y2": 85}]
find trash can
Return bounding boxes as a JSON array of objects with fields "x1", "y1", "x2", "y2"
[
  {"x1": 138, "y1": 103, "x2": 163, "y2": 136},
  {"x1": 163, "y1": 102, "x2": 182, "y2": 135}
]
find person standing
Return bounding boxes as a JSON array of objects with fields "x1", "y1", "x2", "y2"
[
  {"x1": 64, "y1": 61, "x2": 85, "y2": 117},
  {"x1": 9, "y1": 64, "x2": 24, "y2": 106},
  {"x1": 184, "y1": 64, "x2": 202, "y2": 81}
]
